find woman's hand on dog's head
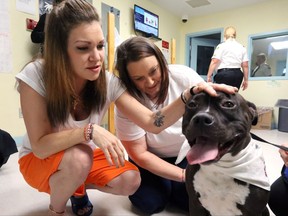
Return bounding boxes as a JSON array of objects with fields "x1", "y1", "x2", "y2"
[{"x1": 193, "y1": 82, "x2": 238, "y2": 97}]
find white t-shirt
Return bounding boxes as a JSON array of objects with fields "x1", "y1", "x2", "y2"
[
  {"x1": 213, "y1": 38, "x2": 248, "y2": 70},
  {"x1": 15, "y1": 59, "x2": 125, "y2": 158},
  {"x1": 115, "y1": 64, "x2": 203, "y2": 159}
]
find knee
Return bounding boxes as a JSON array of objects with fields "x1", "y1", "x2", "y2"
[
  {"x1": 64, "y1": 145, "x2": 93, "y2": 180},
  {"x1": 115, "y1": 170, "x2": 141, "y2": 195}
]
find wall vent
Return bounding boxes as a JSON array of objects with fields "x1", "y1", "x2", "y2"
[{"x1": 186, "y1": 0, "x2": 211, "y2": 8}]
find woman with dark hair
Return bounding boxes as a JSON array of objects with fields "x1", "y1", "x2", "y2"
[
  {"x1": 114, "y1": 36, "x2": 237, "y2": 214},
  {"x1": 16, "y1": 1, "x2": 236, "y2": 215}
]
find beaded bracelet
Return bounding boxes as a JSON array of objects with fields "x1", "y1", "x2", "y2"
[{"x1": 84, "y1": 123, "x2": 93, "y2": 141}]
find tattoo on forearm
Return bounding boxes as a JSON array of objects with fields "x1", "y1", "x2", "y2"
[{"x1": 153, "y1": 111, "x2": 165, "y2": 127}]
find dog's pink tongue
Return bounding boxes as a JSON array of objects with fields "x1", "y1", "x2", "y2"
[{"x1": 186, "y1": 137, "x2": 219, "y2": 165}]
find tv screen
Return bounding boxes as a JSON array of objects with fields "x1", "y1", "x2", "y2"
[{"x1": 134, "y1": 5, "x2": 159, "y2": 38}]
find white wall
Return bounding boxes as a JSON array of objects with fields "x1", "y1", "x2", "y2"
[{"x1": 0, "y1": 1, "x2": 39, "y2": 140}]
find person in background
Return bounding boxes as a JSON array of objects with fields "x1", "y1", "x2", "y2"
[
  {"x1": 114, "y1": 36, "x2": 238, "y2": 214},
  {"x1": 30, "y1": 13, "x2": 46, "y2": 44},
  {"x1": 31, "y1": 1, "x2": 61, "y2": 55},
  {"x1": 268, "y1": 143, "x2": 288, "y2": 216},
  {"x1": 251, "y1": 53, "x2": 272, "y2": 77},
  {"x1": 16, "y1": 1, "x2": 236, "y2": 215},
  {"x1": 206, "y1": 26, "x2": 249, "y2": 91}
]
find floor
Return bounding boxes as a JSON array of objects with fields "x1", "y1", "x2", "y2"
[{"x1": 1, "y1": 129, "x2": 287, "y2": 216}]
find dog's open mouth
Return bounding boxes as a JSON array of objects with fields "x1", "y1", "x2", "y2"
[{"x1": 186, "y1": 136, "x2": 235, "y2": 165}]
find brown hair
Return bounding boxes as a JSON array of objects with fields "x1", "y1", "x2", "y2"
[
  {"x1": 115, "y1": 36, "x2": 169, "y2": 106},
  {"x1": 43, "y1": 0, "x2": 107, "y2": 126}
]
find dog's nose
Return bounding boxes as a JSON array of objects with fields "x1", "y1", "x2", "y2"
[{"x1": 192, "y1": 113, "x2": 214, "y2": 126}]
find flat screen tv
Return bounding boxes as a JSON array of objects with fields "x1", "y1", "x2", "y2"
[{"x1": 134, "y1": 4, "x2": 159, "y2": 38}]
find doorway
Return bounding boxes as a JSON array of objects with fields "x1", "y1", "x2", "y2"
[{"x1": 186, "y1": 29, "x2": 222, "y2": 79}]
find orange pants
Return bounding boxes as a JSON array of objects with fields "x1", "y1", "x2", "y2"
[{"x1": 19, "y1": 148, "x2": 138, "y2": 196}]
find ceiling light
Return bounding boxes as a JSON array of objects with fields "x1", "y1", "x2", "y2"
[{"x1": 270, "y1": 41, "x2": 288, "y2": 50}]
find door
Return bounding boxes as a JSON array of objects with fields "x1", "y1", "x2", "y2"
[{"x1": 190, "y1": 38, "x2": 219, "y2": 77}]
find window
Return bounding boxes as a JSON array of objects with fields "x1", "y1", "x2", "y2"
[{"x1": 248, "y1": 30, "x2": 288, "y2": 80}]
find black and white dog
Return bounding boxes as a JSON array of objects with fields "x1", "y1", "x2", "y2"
[{"x1": 181, "y1": 91, "x2": 270, "y2": 216}]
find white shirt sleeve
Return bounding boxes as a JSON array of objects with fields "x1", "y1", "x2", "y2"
[
  {"x1": 106, "y1": 71, "x2": 126, "y2": 103},
  {"x1": 15, "y1": 60, "x2": 45, "y2": 96},
  {"x1": 115, "y1": 107, "x2": 146, "y2": 141}
]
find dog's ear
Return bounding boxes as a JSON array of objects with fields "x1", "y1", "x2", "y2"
[{"x1": 247, "y1": 101, "x2": 258, "y2": 126}]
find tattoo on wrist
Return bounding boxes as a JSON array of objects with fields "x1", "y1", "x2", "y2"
[{"x1": 153, "y1": 111, "x2": 165, "y2": 127}]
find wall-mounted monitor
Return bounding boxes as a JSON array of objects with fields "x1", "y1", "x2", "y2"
[{"x1": 134, "y1": 4, "x2": 159, "y2": 39}]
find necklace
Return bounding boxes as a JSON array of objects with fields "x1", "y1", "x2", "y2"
[
  {"x1": 72, "y1": 98, "x2": 79, "y2": 110},
  {"x1": 71, "y1": 97, "x2": 89, "y2": 120}
]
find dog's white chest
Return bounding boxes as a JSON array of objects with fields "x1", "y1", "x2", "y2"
[{"x1": 193, "y1": 166, "x2": 250, "y2": 216}]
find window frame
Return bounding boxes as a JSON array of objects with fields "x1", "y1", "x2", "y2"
[{"x1": 248, "y1": 29, "x2": 288, "y2": 80}]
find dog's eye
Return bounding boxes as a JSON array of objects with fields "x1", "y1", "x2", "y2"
[
  {"x1": 186, "y1": 101, "x2": 198, "y2": 109},
  {"x1": 221, "y1": 100, "x2": 235, "y2": 108}
]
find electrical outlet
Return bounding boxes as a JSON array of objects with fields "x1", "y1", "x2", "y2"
[{"x1": 19, "y1": 108, "x2": 23, "y2": 118}]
